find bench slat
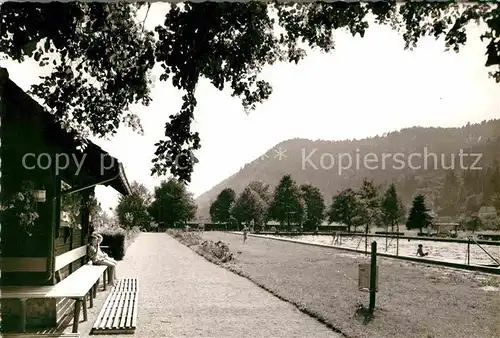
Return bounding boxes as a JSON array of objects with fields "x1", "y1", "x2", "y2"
[
  {"x1": 111, "y1": 289, "x2": 128, "y2": 329},
  {"x1": 0, "y1": 266, "x2": 107, "y2": 299},
  {"x1": 105, "y1": 290, "x2": 124, "y2": 329},
  {"x1": 128, "y1": 292, "x2": 137, "y2": 328},
  {"x1": 115, "y1": 279, "x2": 126, "y2": 293},
  {"x1": 92, "y1": 287, "x2": 117, "y2": 329},
  {"x1": 118, "y1": 292, "x2": 130, "y2": 329},
  {"x1": 133, "y1": 279, "x2": 138, "y2": 293},
  {"x1": 48, "y1": 265, "x2": 107, "y2": 298},
  {"x1": 97, "y1": 290, "x2": 120, "y2": 330},
  {"x1": 114, "y1": 278, "x2": 136, "y2": 293},
  {"x1": 54, "y1": 246, "x2": 87, "y2": 272}
]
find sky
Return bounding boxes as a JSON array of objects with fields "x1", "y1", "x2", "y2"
[{"x1": 2, "y1": 4, "x2": 500, "y2": 212}]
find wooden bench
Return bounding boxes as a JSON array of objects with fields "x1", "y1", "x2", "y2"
[
  {"x1": 0, "y1": 245, "x2": 110, "y2": 334},
  {"x1": 91, "y1": 278, "x2": 138, "y2": 335}
]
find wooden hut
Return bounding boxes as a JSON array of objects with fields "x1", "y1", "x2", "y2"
[{"x1": 0, "y1": 67, "x2": 131, "y2": 331}]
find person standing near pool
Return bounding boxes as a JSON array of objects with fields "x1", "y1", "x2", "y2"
[{"x1": 243, "y1": 226, "x2": 249, "y2": 244}]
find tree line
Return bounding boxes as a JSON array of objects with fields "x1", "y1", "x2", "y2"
[
  {"x1": 58, "y1": 178, "x2": 198, "y2": 232},
  {"x1": 115, "y1": 179, "x2": 197, "y2": 231},
  {"x1": 210, "y1": 174, "x2": 440, "y2": 234},
  {"x1": 112, "y1": 173, "x2": 486, "y2": 234}
]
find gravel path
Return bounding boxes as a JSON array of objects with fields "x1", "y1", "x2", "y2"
[{"x1": 77, "y1": 233, "x2": 341, "y2": 338}]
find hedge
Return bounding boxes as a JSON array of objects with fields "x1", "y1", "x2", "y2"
[{"x1": 98, "y1": 227, "x2": 127, "y2": 260}]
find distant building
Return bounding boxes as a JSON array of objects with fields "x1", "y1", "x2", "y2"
[
  {"x1": 437, "y1": 216, "x2": 454, "y2": 223},
  {"x1": 434, "y1": 222, "x2": 460, "y2": 233},
  {"x1": 478, "y1": 206, "x2": 497, "y2": 219},
  {"x1": 478, "y1": 206, "x2": 498, "y2": 230}
]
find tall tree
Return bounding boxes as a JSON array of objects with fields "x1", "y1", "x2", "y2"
[
  {"x1": 209, "y1": 188, "x2": 236, "y2": 225},
  {"x1": 357, "y1": 179, "x2": 380, "y2": 231},
  {"x1": 247, "y1": 181, "x2": 272, "y2": 225},
  {"x1": 91, "y1": 209, "x2": 118, "y2": 230},
  {"x1": 406, "y1": 194, "x2": 433, "y2": 233},
  {"x1": 300, "y1": 184, "x2": 325, "y2": 231},
  {"x1": 437, "y1": 170, "x2": 460, "y2": 217},
  {"x1": 380, "y1": 183, "x2": 405, "y2": 233},
  {"x1": 4, "y1": 2, "x2": 500, "y2": 181},
  {"x1": 247, "y1": 181, "x2": 272, "y2": 204},
  {"x1": 487, "y1": 160, "x2": 500, "y2": 203},
  {"x1": 328, "y1": 188, "x2": 360, "y2": 233},
  {"x1": 268, "y1": 174, "x2": 304, "y2": 231},
  {"x1": 357, "y1": 178, "x2": 381, "y2": 252},
  {"x1": 116, "y1": 181, "x2": 152, "y2": 230},
  {"x1": 149, "y1": 179, "x2": 197, "y2": 227},
  {"x1": 230, "y1": 187, "x2": 267, "y2": 230}
]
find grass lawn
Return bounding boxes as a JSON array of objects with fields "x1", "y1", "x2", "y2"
[{"x1": 173, "y1": 231, "x2": 500, "y2": 338}]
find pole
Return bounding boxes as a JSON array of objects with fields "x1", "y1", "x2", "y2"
[
  {"x1": 365, "y1": 225, "x2": 368, "y2": 256},
  {"x1": 287, "y1": 208, "x2": 290, "y2": 233},
  {"x1": 369, "y1": 241, "x2": 377, "y2": 313},
  {"x1": 470, "y1": 236, "x2": 500, "y2": 265},
  {"x1": 467, "y1": 237, "x2": 470, "y2": 266},
  {"x1": 385, "y1": 224, "x2": 388, "y2": 250},
  {"x1": 396, "y1": 223, "x2": 400, "y2": 256}
]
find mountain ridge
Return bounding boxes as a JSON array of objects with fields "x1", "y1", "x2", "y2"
[{"x1": 195, "y1": 119, "x2": 500, "y2": 221}]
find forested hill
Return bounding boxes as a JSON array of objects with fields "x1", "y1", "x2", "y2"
[{"x1": 195, "y1": 119, "x2": 500, "y2": 221}]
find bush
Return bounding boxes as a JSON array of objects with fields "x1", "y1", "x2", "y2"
[
  {"x1": 167, "y1": 229, "x2": 234, "y2": 263},
  {"x1": 98, "y1": 227, "x2": 127, "y2": 260},
  {"x1": 199, "y1": 240, "x2": 234, "y2": 263}
]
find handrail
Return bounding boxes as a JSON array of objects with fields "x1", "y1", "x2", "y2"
[{"x1": 469, "y1": 236, "x2": 500, "y2": 265}]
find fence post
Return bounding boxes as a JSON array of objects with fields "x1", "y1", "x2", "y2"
[
  {"x1": 369, "y1": 241, "x2": 377, "y2": 313},
  {"x1": 396, "y1": 224, "x2": 400, "y2": 256},
  {"x1": 467, "y1": 237, "x2": 470, "y2": 266}
]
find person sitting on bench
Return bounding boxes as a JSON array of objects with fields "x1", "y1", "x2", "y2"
[
  {"x1": 88, "y1": 233, "x2": 118, "y2": 286},
  {"x1": 416, "y1": 244, "x2": 429, "y2": 257}
]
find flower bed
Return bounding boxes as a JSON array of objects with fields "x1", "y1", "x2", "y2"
[{"x1": 166, "y1": 229, "x2": 234, "y2": 264}]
